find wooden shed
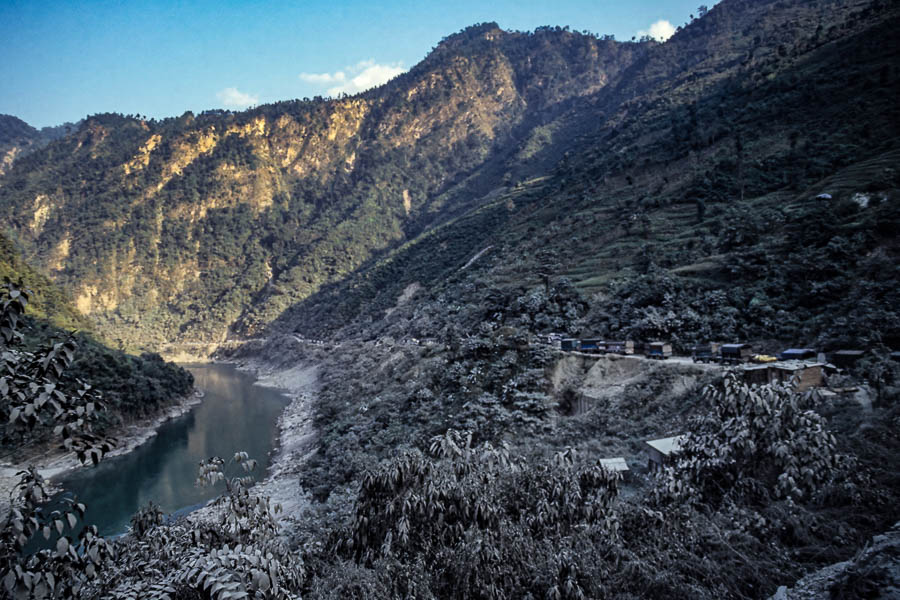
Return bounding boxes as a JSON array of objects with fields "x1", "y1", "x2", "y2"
[
  {"x1": 741, "y1": 364, "x2": 771, "y2": 387},
  {"x1": 768, "y1": 362, "x2": 825, "y2": 392},
  {"x1": 598, "y1": 457, "x2": 629, "y2": 474},
  {"x1": 645, "y1": 435, "x2": 685, "y2": 471}
]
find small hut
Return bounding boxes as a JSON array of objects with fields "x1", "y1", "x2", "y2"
[
  {"x1": 645, "y1": 435, "x2": 686, "y2": 470},
  {"x1": 768, "y1": 361, "x2": 825, "y2": 392},
  {"x1": 598, "y1": 457, "x2": 629, "y2": 474},
  {"x1": 741, "y1": 364, "x2": 771, "y2": 387}
]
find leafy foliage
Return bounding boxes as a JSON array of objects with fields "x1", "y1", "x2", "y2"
[
  {"x1": 655, "y1": 372, "x2": 843, "y2": 505},
  {"x1": 1, "y1": 284, "x2": 116, "y2": 600},
  {"x1": 0, "y1": 285, "x2": 114, "y2": 462},
  {"x1": 341, "y1": 430, "x2": 620, "y2": 599},
  {"x1": 1, "y1": 467, "x2": 114, "y2": 600},
  {"x1": 101, "y1": 453, "x2": 303, "y2": 600},
  {"x1": 0, "y1": 238, "x2": 194, "y2": 451}
]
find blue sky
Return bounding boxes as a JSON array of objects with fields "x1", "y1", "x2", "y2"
[{"x1": 1, "y1": 0, "x2": 715, "y2": 128}]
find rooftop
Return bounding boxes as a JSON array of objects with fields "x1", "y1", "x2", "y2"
[
  {"x1": 645, "y1": 435, "x2": 686, "y2": 456},
  {"x1": 598, "y1": 457, "x2": 629, "y2": 472}
]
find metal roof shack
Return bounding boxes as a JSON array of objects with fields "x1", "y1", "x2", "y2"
[
  {"x1": 768, "y1": 361, "x2": 825, "y2": 392},
  {"x1": 645, "y1": 435, "x2": 686, "y2": 470},
  {"x1": 831, "y1": 350, "x2": 866, "y2": 368},
  {"x1": 598, "y1": 457, "x2": 629, "y2": 473},
  {"x1": 741, "y1": 364, "x2": 771, "y2": 386},
  {"x1": 739, "y1": 361, "x2": 825, "y2": 392}
]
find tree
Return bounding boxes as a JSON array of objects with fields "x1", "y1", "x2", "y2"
[
  {"x1": 99, "y1": 452, "x2": 303, "y2": 600},
  {"x1": 655, "y1": 372, "x2": 842, "y2": 506},
  {"x1": 343, "y1": 430, "x2": 621, "y2": 598},
  {"x1": 1, "y1": 284, "x2": 115, "y2": 599}
]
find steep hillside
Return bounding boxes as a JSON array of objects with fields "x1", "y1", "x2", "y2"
[
  {"x1": 0, "y1": 237, "x2": 193, "y2": 455},
  {"x1": 274, "y1": 0, "x2": 900, "y2": 352},
  {"x1": 0, "y1": 114, "x2": 75, "y2": 176},
  {"x1": 0, "y1": 24, "x2": 649, "y2": 350},
  {"x1": 5, "y1": 0, "x2": 896, "y2": 354},
  {"x1": 0, "y1": 233, "x2": 92, "y2": 332}
]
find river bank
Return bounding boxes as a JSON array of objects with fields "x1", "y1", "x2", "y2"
[
  {"x1": 2, "y1": 333, "x2": 321, "y2": 537},
  {"x1": 0, "y1": 389, "x2": 204, "y2": 516},
  {"x1": 207, "y1": 344, "x2": 321, "y2": 538}
]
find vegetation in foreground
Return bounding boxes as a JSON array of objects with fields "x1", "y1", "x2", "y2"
[
  {"x1": 4, "y1": 277, "x2": 899, "y2": 598},
  {"x1": 1, "y1": 0, "x2": 898, "y2": 597}
]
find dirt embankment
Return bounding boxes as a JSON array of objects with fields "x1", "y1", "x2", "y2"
[
  {"x1": 549, "y1": 352, "x2": 719, "y2": 415},
  {"x1": 545, "y1": 352, "x2": 722, "y2": 477}
]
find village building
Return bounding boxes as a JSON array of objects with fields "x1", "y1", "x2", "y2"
[
  {"x1": 598, "y1": 457, "x2": 629, "y2": 474},
  {"x1": 739, "y1": 361, "x2": 825, "y2": 392},
  {"x1": 644, "y1": 435, "x2": 685, "y2": 470},
  {"x1": 768, "y1": 361, "x2": 825, "y2": 392}
]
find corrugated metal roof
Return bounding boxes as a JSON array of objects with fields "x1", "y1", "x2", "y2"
[
  {"x1": 645, "y1": 435, "x2": 686, "y2": 456},
  {"x1": 598, "y1": 457, "x2": 629, "y2": 472},
  {"x1": 770, "y1": 360, "x2": 825, "y2": 370}
]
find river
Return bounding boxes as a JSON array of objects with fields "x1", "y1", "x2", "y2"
[{"x1": 51, "y1": 363, "x2": 290, "y2": 538}]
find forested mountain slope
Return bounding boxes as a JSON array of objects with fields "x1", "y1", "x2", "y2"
[
  {"x1": 4, "y1": 0, "x2": 897, "y2": 354},
  {"x1": 0, "y1": 237, "x2": 193, "y2": 455},
  {"x1": 274, "y1": 0, "x2": 900, "y2": 352},
  {"x1": 0, "y1": 24, "x2": 649, "y2": 349},
  {"x1": 0, "y1": 115, "x2": 76, "y2": 176}
]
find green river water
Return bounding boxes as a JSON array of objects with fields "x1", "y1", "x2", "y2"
[{"x1": 51, "y1": 363, "x2": 290, "y2": 538}]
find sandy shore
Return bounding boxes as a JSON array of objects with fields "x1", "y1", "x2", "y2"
[{"x1": 0, "y1": 390, "x2": 205, "y2": 516}]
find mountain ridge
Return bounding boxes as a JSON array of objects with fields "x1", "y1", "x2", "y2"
[
  {"x1": 0, "y1": 0, "x2": 898, "y2": 353},
  {"x1": 0, "y1": 24, "x2": 652, "y2": 349}
]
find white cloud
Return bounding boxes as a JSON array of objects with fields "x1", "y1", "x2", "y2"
[
  {"x1": 637, "y1": 19, "x2": 676, "y2": 42},
  {"x1": 299, "y1": 59, "x2": 405, "y2": 97},
  {"x1": 299, "y1": 71, "x2": 346, "y2": 84},
  {"x1": 216, "y1": 87, "x2": 259, "y2": 108}
]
